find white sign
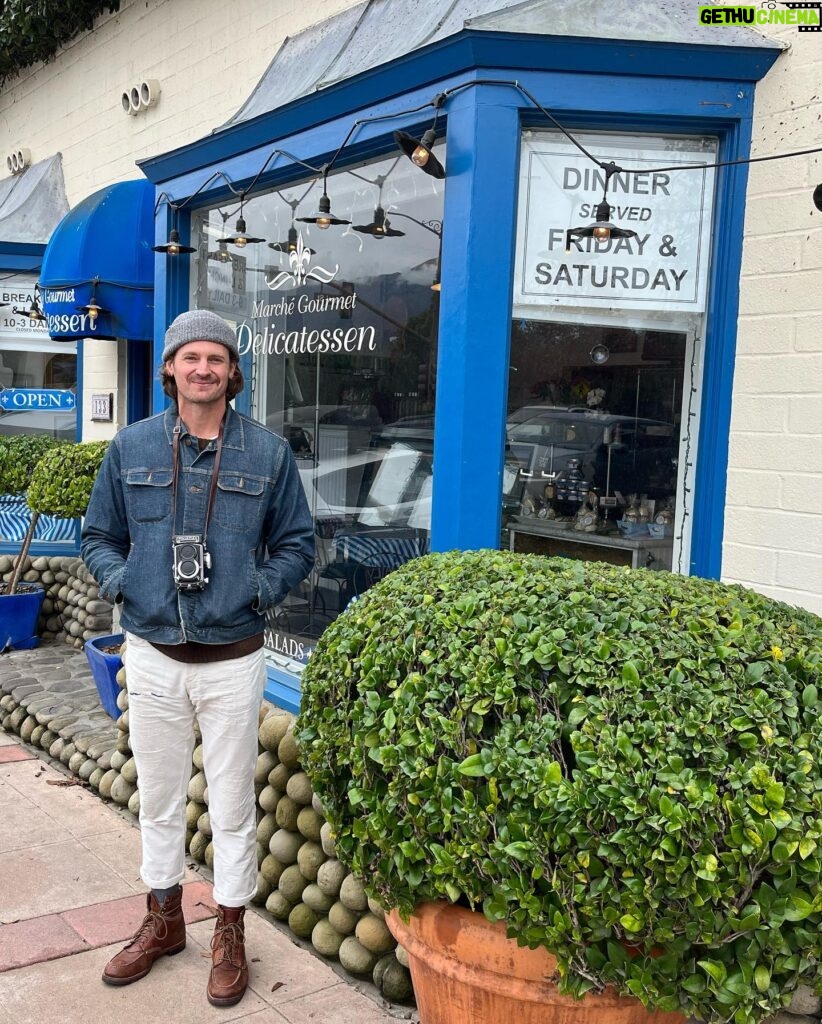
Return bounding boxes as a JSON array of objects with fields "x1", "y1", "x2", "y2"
[
  {"x1": 514, "y1": 133, "x2": 717, "y2": 313},
  {"x1": 0, "y1": 275, "x2": 50, "y2": 340}
]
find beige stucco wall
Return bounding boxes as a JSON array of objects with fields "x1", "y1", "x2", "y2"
[{"x1": 713, "y1": 10, "x2": 822, "y2": 615}]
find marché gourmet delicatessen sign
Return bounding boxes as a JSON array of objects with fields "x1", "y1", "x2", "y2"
[{"x1": 514, "y1": 133, "x2": 717, "y2": 313}]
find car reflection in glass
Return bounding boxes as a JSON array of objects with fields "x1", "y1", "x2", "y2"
[{"x1": 506, "y1": 405, "x2": 678, "y2": 499}]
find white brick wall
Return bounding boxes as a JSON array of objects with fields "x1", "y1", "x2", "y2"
[{"x1": 716, "y1": 5, "x2": 822, "y2": 616}]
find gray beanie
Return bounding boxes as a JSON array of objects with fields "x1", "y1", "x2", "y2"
[{"x1": 162, "y1": 309, "x2": 239, "y2": 362}]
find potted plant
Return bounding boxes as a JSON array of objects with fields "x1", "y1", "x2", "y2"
[
  {"x1": 298, "y1": 550, "x2": 822, "y2": 1024},
  {"x1": 1, "y1": 439, "x2": 109, "y2": 652},
  {"x1": 0, "y1": 434, "x2": 65, "y2": 649}
]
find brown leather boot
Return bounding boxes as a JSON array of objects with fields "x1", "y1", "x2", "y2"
[
  {"x1": 207, "y1": 905, "x2": 248, "y2": 1007},
  {"x1": 102, "y1": 889, "x2": 186, "y2": 986}
]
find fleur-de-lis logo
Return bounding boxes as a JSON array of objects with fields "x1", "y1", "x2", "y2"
[{"x1": 266, "y1": 230, "x2": 339, "y2": 291}]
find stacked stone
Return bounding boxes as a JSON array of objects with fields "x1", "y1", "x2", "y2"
[
  {"x1": 0, "y1": 554, "x2": 114, "y2": 647},
  {"x1": 184, "y1": 706, "x2": 414, "y2": 1005}
]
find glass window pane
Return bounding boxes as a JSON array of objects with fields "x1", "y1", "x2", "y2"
[{"x1": 190, "y1": 149, "x2": 443, "y2": 664}]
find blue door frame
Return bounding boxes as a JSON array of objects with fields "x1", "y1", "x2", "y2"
[{"x1": 139, "y1": 30, "x2": 778, "y2": 705}]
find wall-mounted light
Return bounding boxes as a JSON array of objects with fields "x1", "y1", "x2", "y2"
[
  {"x1": 394, "y1": 93, "x2": 446, "y2": 179},
  {"x1": 76, "y1": 278, "x2": 109, "y2": 326},
  {"x1": 814, "y1": 183, "x2": 822, "y2": 212}
]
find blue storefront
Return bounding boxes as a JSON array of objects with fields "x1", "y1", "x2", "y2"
[{"x1": 134, "y1": 2, "x2": 779, "y2": 709}]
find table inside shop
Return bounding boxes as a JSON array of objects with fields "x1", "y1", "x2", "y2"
[{"x1": 506, "y1": 516, "x2": 673, "y2": 570}]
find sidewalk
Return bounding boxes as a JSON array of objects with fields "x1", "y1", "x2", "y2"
[{"x1": 0, "y1": 687, "x2": 406, "y2": 1023}]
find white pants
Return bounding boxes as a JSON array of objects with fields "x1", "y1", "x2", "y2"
[{"x1": 123, "y1": 632, "x2": 266, "y2": 907}]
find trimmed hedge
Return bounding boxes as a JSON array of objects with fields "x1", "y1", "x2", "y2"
[{"x1": 299, "y1": 550, "x2": 822, "y2": 1024}]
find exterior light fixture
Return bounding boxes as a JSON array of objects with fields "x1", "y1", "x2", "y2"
[
  {"x1": 814, "y1": 183, "x2": 822, "y2": 212},
  {"x1": 394, "y1": 93, "x2": 446, "y2": 179},
  {"x1": 76, "y1": 279, "x2": 109, "y2": 326},
  {"x1": 218, "y1": 193, "x2": 265, "y2": 247},
  {"x1": 430, "y1": 273, "x2": 441, "y2": 292},
  {"x1": 153, "y1": 206, "x2": 196, "y2": 255},
  {"x1": 269, "y1": 225, "x2": 315, "y2": 256},
  {"x1": 565, "y1": 161, "x2": 637, "y2": 252},
  {"x1": 297, "y1": 168, "x2": 351, "y2": 230},
  {"x1": 12, "y1": 284, "x2": 47, "y2": 323},
  {"x1": 353, "y1": 206, "x2": 405, "y2": 239}
]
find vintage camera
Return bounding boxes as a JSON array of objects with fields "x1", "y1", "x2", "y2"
[{"x1": 172, "y1": 534, "x2": 211, "y2": 592}]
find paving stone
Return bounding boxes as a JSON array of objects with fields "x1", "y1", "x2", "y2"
[
  {"x1": 11, "y1": 685, "x2": 42, "y2": 701},
  {"x1": 35, "y1": 705, "x2": 72, "y2": 725},
  {"x1": 46, "y1": 715, "x2": 81, "y2": 732},
  {"x1": 74, "y1": 732, "x2": 116, "y2": 755}
]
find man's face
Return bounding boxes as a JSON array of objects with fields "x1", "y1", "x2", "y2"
[{"x1": 165, "y1": 341, "x2": 234, "y2": 407}]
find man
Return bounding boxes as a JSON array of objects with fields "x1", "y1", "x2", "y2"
[{"x1": 82, "y1": 309, "x2": 313, "y2": 1007}]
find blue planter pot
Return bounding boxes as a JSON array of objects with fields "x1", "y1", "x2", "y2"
[
  {"x1": 84, "y1": 633, "x2": 125, "y2": 719},
  {"x1": 0, "y1": 584, "x2": 46, "y2": 652}
]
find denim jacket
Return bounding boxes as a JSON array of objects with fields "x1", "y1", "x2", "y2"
[{"x1": 81, "y1": 406, "x2": 314, "y2": 645}]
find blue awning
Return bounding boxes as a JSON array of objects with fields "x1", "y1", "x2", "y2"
[{"x1": 40, "y1": 179, "x2": 155, "y2": 341}]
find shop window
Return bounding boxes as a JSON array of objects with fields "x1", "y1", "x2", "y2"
[
  {"x1": 504, "y1": 130, "x2": 717, "y2": 572},
  {"x1": 0, "y1": 339, "x2": 77, "y2": 546},
  {"x1": 191, "y1": 149, "x2": 444, "y2": 666}
]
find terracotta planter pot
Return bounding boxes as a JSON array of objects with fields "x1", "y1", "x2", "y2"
[{"x1": 386, "y1": 902, "x2": 685, "y2": 1024}]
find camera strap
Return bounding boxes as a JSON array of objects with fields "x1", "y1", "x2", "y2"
[{"x1": 171, "y1": 415, "x2": 225, "y2": 545}]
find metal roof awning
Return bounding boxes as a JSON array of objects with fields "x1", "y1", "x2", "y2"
[
  {"x1": 39, "y1": 179, "x2": 155, "y2": 342},
  {"x1": 0, "y1": 154, "x2": 69, "y2": 246},
  {"x1": 223, "y1": 0, "x2": 784, "y2": 130}
]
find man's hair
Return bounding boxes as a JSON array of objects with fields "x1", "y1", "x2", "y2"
[{"x1": 159, "y1": 362, "x2": 244, "y2": 402}]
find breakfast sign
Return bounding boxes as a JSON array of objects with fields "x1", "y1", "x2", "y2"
[{"x1": 514, "y1": 133, "x2": 717, "y2": 313}]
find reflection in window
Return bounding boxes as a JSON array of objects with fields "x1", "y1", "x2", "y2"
[
  {"x1": 503, "y1": 321, "x2": 684, "y2": 570},
  {"x1": 191, "y1": 150, "x2": 443, "y2": 662}
]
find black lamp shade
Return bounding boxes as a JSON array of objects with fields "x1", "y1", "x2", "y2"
[
  {"x1": 218, "y1": 215, "x2": 265, "y2": 247},
  {"x1": 269, "y1": 227, "x2": 315, "y2": 255},
  {"x1": 394, "y1": 128, "x2": 445, "y2": 179},
  {"x1": 353, "y1": 206, "x2": 405, "y2": 238},
  {"x1": 153, "y1": 227, "x2": 196, "y2": 255},
  {"x1": 296, "y1": 192, "x2": 350, "y2": 229}
]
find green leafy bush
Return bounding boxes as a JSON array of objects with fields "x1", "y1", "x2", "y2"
[
  {"x1": 27, "y1": 440, "x2": 109, "y2": 518},
  {"x1": 0, "y1": 1, "x2": 120, "y2": 86},
  {"x1": 0, "y1": 434, "x2": 64, "y2": 495},
  {"x1": 298, "y1": 550, "x2": 822, "y2": 1024}
]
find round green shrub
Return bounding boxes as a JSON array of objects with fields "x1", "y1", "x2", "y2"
[
  {"x1": 27, "y1": 440, "x2": 109, "y2": 518},
  {"x1": 0, "y1": 435, "x2": 64, "y2": 495},
  {"x1": 298, "y1": 550, "x2": 822, "y2": 1024}
]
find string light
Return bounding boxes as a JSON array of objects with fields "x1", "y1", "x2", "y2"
[{"x1": 150, "y1": 78, "x2": 822, "y2": 260}]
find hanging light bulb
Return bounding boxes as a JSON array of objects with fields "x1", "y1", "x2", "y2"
[
  {"x1": 393, "y1": 94, "x2": 446, "y2": 179},
  {"x1": 218, "y1": 194, "x2": 265, "y2": 247},
  {"x1": 153, "y1": 225, "x2": 196, "y2": 255},
  {"x1": 565, "y1": 163, "x2": 637, "y2": 252},
  {"x1": 13, "y1": 284, "x2": 47, "y2": 323},
  {"x1": 353, "y1": 206, "x2": 405, "y2": 239},
  {"x1": 296, "y1": 168, "x2": 350, "y2": 229},
  {"x1": 269, "y1": 226, "x2": 316, "y2": 256},
  {"x1": 76, "y1": 278, "x2": 110, "y2": 326}
]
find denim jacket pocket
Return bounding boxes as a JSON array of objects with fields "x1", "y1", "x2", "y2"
[
  {"x1": 124, "y1": 469, "x2": 173, "y2": 523},
  {"x1": 213, "y1": 473, "x2": 266, "y2": 533}
]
